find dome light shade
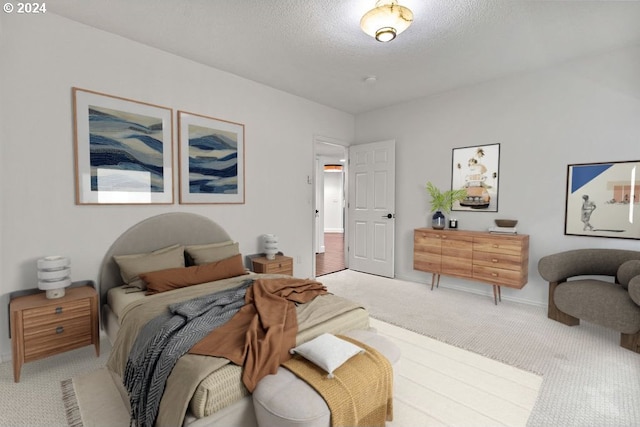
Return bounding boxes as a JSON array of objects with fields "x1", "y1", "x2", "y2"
[{"x1": 361, "y1": 0, "x2": 414, "y2": 42}]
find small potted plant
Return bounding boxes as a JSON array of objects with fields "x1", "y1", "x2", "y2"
[{"x1": 425, "y1": 182, "x2": 467, "y2": 229}]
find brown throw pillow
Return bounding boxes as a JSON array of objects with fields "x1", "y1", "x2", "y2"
[{"x1": 141, "y1": 253, "x2": 248, "y2": 295}]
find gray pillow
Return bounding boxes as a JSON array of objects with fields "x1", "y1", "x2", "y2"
[
  {"x1": 113, "y1": 244, "x2": 185, "y2": 291},
  {"x1": 185, "y1": 241, "x2": 239, "y2": 265},
  {"x1": 617, "y1": 259, "x2": 640, "y2": 289}
]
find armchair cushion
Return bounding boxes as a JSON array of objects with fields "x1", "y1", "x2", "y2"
[
  {"x1": 629, "y1": 276, "x2": 640, "y2": 306},
  {"x1": 617, "y1": 260, "x2": 640, "y2": 289},
  {"x1": 555, "y1": 280, "x2": 640, "y2": 334}
]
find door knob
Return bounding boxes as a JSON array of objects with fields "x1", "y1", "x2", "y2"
[{"x1": 381, "y1": 213, "x2": 395, "y2": 219}]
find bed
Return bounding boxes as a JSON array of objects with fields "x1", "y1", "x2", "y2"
[{"x1": 98, "y1": 212, "x2": 370, "y2": 427}]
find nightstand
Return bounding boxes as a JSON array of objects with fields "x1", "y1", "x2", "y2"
[
  {"x1": 9, "y1": 284, "x2": 99, "y2": 382},
  {"x1": 252, "y1": 255, "x2": 294, "y2": 276}
]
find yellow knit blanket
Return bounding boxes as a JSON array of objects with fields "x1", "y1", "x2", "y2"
[{"x1": 282, "y1": 335, "x2": 393, "y2": 427}]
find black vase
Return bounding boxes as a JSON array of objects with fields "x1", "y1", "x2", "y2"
[{"x1": 432, "y1": 211, "x2": 446, "y2": 229}]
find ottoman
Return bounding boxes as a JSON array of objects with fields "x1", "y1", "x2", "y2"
[{"x1": 252, "y1": 329, "x2": 401, "y2": 427}]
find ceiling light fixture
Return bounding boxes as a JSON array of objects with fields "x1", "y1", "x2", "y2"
[{"x1": 360, "y1": 0, "x2": 414, "y2": 43}]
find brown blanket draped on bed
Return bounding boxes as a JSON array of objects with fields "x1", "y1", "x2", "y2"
[{"x1": 189, "y1": 277, "x2": 328, "y2": 391}]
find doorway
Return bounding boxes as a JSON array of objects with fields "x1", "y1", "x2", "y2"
[{"x1": 314, "y1": 138, "x2": 347, "y2": 277}]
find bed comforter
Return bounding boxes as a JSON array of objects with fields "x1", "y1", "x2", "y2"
[{"x1": 106, "y1": 274, "x2": 364, "y2": 426}]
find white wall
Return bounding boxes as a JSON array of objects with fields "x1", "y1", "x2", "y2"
[
  {"x1": 355, "y1": 45, "x2": 640, "y2": 305},
  {"x1": 323, "y1": 171, "x2": 344, "y2": 232},
  {"x1": 0, "y1": 13, "x2": 354, "y2": 358}
]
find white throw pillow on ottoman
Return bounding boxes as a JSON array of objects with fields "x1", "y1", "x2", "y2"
[{"x1": 252, "y1": 329, "x2": 400, "y2": 427}]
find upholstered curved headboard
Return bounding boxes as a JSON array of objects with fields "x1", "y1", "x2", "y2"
[{"x1": 98, "y1": 212, "x2": 232, "y2": 309}]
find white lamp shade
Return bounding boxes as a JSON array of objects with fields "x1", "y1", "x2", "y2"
[
  {"x1": 37, "y1": 256, "x2": 70, "y2": 270},
  {"x1": 360, "y1": 0, "x2": 414, "y2": 42},
  {"x1": 263, "y1": 234, "x2": 279, "y2": 260},
  {"x1": 37, "y1": 256, "x2": 71, "y2": 298},
  {"x1": 37, "y1": 267, "x2": 71, "y2": 281},
  {"x1": 38, "y1": 278, "x2": 72, "y2": 290}
]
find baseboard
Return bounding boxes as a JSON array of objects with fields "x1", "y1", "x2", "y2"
[
  {"x1": 394, "y1": 273, "x2": 546, "y2": 308},
  {"x1": 324, "y1": 228, "x2": 344, "y2": 233}
]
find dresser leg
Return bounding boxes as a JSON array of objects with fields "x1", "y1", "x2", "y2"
[
  {"x1": 491, "y1": 285, "x2": 502, "y2": 305},
  {"x1": 431, "y1": 274, "x2": 440, "y2": 290}
]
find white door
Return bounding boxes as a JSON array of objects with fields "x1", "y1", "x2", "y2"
[{"x1": 347, "y1": 140, "x2": 396, "y2": 278}]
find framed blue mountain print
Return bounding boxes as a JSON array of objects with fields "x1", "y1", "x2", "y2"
[
  {"x1": 73, "y1": 88, "x2": 173, "y2": 204},
  {"x1": 178, "y1": 111, "x2": 245, "y2": 204}
]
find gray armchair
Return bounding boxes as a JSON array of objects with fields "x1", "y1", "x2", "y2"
[{"x1": 538, "y1": 249, "x2": 640, "y2": 353}]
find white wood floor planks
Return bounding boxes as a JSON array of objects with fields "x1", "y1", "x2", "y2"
[{"x1": 372, "y1": 318, "x2": 543, "y2": 427}]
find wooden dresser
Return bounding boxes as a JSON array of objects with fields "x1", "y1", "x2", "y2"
[
  {"x1": 252, "y1": 255, "x2": 294, "y2": 276},
  {"x1": 414, "y1": 228, "x2": 529, "y2": 304},
  {"x1": 10, "y1": 285, "x2": 99, "y2": 382}
]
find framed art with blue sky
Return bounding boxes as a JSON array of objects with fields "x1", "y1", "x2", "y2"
[
  {"x1": 565, "y1": 160, "x2": 639, "y2": 239},
  {"x1": 73, "y1": 88, "x2": 173, "y2": 205},
  {"x1": 178, "y1": 111, "x2": 245, "y2": 204}
]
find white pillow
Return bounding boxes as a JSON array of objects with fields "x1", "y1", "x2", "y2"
[{"x1": 289, "y1": 333, "x2": 364, "y2": 378}]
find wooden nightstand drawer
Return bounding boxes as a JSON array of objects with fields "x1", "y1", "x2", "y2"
[
  {"x1": 23, "y1": 299, "x2": 91, "y2": 329},
  {"x1": 24, "y1": 316, "x2": 92, "y2": 361},
  {"x1": 264, "y1": 259, "x2": 293, "y2": 274},
  {"x1": 252, "y1": 255, "x2": 294, "y2": 276}
]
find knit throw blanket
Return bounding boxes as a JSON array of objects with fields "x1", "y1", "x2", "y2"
[
  {"x1": 282, "y1": 335, "x2": 394, "y2": 427},
  {"x1": 123, "y1": 279, "x2": 254, "y2": 427}
]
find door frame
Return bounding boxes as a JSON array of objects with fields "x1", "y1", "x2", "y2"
[{"x1": 312, "y1": 135, "x2": 348, "y2": 279}]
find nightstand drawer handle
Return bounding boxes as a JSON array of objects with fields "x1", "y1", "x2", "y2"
[
  {"x1": 55, "y1": 307, "x2": 63, "y2": 314},
  {"x1": 56, "y1": 326, "x2": 64, "y2": 334}
]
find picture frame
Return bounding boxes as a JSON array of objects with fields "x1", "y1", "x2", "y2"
[
  {"x1": 73, "y1": 88, "x2": 174, "y2": 204},
  {"x1": 565, "y1": 160, "x2": 639, "y2": 239},
  {"x1": 178, "y1": 111, "x2": 245, "y2": 204},
  {"x1": 451, "y1": 143, "x2": 500, "y2": 212}
]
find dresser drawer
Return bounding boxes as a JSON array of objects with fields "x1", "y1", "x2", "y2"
[
  {"x1": 473, "y1": 251, "x2": 524, "y2": 271},
  {"x1": 473, "y1": 237, "x2": 524, "y2": 256},
  {"x1": 473, "y1": 265, "x2": 526, "y2": 288}
]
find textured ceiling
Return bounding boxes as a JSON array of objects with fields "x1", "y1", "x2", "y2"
[{"x1": 50, "y1": 0, "x2": 640, "y2": 114}]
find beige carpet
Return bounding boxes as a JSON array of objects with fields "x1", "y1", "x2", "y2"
[{"x1": 62, "y1": 318, "x2": 541, "y2": 427}]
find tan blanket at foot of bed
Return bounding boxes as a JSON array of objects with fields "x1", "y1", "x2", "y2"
[{"x1": 282, "y1": 336, "x2": 393, "y2": 427}]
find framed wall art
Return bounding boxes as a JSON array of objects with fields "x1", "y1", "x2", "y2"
[
  {"x1": 73, "y1": 88, "x2": 174, "y2": 204},
  {"x1": 451, "y1": 143, "x2": 500, "y2": 212},
  {"x1": 565, "y1": 160, "x2": 639, "y2": 239},
  {"x1": 178, "y1": 111, "x2": 245, "y2": 204}
]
